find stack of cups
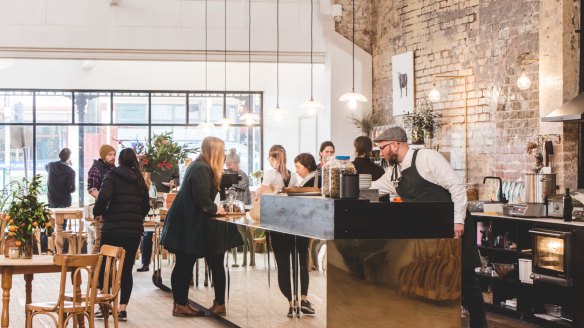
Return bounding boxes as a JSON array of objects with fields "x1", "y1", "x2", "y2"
[{"x1": 359, "y1": 174, "x2": 372, "y2": 189}]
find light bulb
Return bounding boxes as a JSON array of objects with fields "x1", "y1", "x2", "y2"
[
  {"x1": 348, "y1": 99, "x2": 358, "y2": 109},
  {"x1": 428, "y1": 87, "x2": 441, "y2": 102},
  {"x1": 223, "y1": 122, "x2": 230, "y2": 128},
  {"x1": 516, "y1": 72, "x2": 531, "y2": 90},
  {"x1": 246, "y1": 118, "x2": 253, "y2": 126}
]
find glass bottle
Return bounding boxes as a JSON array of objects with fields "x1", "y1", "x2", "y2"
[{"x1": 563, "y1": 188, "x2": 573, "y2": 222}]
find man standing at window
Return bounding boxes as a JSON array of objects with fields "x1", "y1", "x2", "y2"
[
  {"x1": 46, "y1": 148, "x2": 76, "y2": 209},
  {"x1": 87, "y1": 144, "x2": 116, "y2": 254}
]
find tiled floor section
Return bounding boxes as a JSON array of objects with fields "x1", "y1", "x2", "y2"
[{"x1": 5, "y1": 253, "x2": 547, "y2": 327}]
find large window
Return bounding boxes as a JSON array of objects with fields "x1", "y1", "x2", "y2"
[{"x1": 0, "y1": 89, "x2": 263, "y2": 208}]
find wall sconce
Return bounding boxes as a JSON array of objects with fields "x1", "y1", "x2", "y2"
[
  {"x1": 516, "y1": 58, "x2": 538, "y2": 90},
  {"x1": 428, "y1": 84, "x2": 441, "y2": 102}
]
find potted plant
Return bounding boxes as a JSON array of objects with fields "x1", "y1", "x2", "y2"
[
  {"x1": 5, "y1": 175, "x2": 53, "y2": 258},
  {"x1": 403, "y1": 98, "x2": 441, "y2": 144},
  {"x1": 250, "y1": 170, "x2": 264, "y2": 187},
  {"x1": 130, "y1": 132, "x2": 198, "y2": 188},
  {"x1": 348, "y1": 111, "x2": 387, "y2": 137}
]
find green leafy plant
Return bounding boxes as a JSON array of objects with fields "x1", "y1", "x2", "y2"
[
  {"x1": 6, "y1": 175, "x2": 53, "y2": 256},
  {"x1": 131, "y1": 132, "x2": 198, "y2": 173},
  {"x1": 348, "y1": 111, "x2": 387, "y2": 136},
  {"x1": 403, "y1": 98, "x2": 441, "y2": 144},
  {"x1": 250, "y1": 170, "x2": 264, "y2": 181}
]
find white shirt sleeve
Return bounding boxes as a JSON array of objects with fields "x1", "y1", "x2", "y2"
[
  {"x1": 262, "y1": 169, "x2": 276, "y2": 187},
  {"x1": 371, "y1": 169, "x2": 399, "y2": 198},
  {"x1": 417, "y1": 150, "x2": 467, "y2": 224}
]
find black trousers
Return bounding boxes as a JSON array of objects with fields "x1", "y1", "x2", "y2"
[
  {"x1": 99, "y1": 232, "x2": 141, "y2": 305},
  {"x1": 140, "y1": 232, "x2": 153, "y2": 266},
  {"x1": 271, "y1": 232, "x2": 309, "y2": 301},
  {"x1": 171, "y1": 251, "x2": 197, "y2": 306},
  {"x1": 462, "y1": 269, "x2": 488, "y2": 328},
  {"x1": 171, "y1": 251, "x2": 227, "y2": 306}
]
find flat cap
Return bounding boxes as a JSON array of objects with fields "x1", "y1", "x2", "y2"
[{"x1": 373, "y1": 126, "x2": 408, "y2": 143}]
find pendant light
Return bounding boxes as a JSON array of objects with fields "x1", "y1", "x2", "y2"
[
  {"x1": 198, "y1": 0, "x2": 215, "y2": 129},
  {"x1": 300, "y1": 0, "x2": 324, "y2": 116},
  {"x1": 339, "y1": 0, "x2": 367, "y2": 109},
  {"x1": 239, "y1": 0, "x2": 260, "y2": 125},
  {"x1": 217, "y1": 0, "x2": 231, "y2": 128},
  {"x1": 268, "y1": 0, "x2": 287, "y2": 121}
]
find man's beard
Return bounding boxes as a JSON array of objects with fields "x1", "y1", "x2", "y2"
[
  {"x1": 105, "y1": 158, "x2": 115, "y2": 166},
  {"x1": 388, "y1": 153, "x2": 399, "y2": 165}
]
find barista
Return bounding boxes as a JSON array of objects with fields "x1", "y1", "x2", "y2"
[{"x1": 371, "y1": 126, "x2": 486, "y2": 328}]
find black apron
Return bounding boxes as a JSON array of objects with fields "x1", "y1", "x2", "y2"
[{"x1": 395, "y1": 149, "x2": 481, "y2": 271}]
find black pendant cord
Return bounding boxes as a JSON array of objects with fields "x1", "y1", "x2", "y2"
[
  {"x1": 352, "y1": 0, "x2": 355, "y2": 92},
  {"x1": 205, "y1": 0, "x2": 208, "y2": 91},
  {"x1": 225, "y1": 0, "x2": 227, "y2": 94},
  {"x1": 248, "y1": 0, "x2": 252, "y2": 94},
  {"x1": 276, "y1": 0, "x2": 280, "y2": 108},
  {"x1": 310, "y1": 0, "x2": 314, "y2": 101}
]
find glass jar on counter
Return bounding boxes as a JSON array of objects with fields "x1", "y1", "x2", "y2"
[
  {"x1": 322, "y1": 156, "x2": 356, "y2": 198},
  {"x1": 466, "y1": 183, "x2": 479, "y2": 201}
]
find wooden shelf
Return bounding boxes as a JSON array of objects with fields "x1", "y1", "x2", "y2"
[{"x1": 478, "y1": 245, "x2": 520, "y2": 254}]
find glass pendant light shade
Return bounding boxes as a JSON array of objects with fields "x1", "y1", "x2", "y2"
[
  {"x1": 428, "y1": 87, "x2": 441, "y2": 102},
  {"x1": 268, "y1": 106, "x2": 287, "y2": 121},
  {"x1": 198, "y1": 121, "x2": 215, "y2": 129},
  {"x1": 300, "y1": 99, "x2": 324, "y2": 116},
  {"x1": 217, "y1": 117, "x2": 231, "y2": 128},
  {"x1": 339, "y1": 91, "x2": 367, "y2": 109},
  {"x1": 516, "y1": 71, "x2": 531, "y2": 90},
  {"x1": 240, "y1": 111, "x2": 260, "y2": 121}
]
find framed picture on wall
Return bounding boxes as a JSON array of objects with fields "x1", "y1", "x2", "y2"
[{"x1": 392, "y1": 51, "x2": 415, "y2": 116}]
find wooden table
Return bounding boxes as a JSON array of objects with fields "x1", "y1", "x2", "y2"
[{"x1": 1, "y1": 256, "x2": 58, "y2": 327}]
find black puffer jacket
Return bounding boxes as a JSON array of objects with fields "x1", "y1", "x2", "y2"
[
  {"x1": 93, "y1": 166, "x2": 150, "y2": 237},
  {"x1": 45, "y1": 161, "x2": 76, "y2": 207}
]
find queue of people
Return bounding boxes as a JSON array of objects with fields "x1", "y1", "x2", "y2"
[{"x1": 41, "y1": 127, "x2": 484, "y2": 326}]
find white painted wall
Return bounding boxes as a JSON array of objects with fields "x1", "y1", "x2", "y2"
[{"x1": 0, "y1": 0, "x2": 326, "y2": 60}]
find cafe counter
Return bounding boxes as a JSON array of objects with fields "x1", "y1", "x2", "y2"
[{"x1": 210, "y1": 194, "x2": 462, "y2": 327}]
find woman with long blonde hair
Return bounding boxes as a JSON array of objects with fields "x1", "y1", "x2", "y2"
[
  {"x1": 161, "y1": 136, "x2": 243, "y2": 317},
  {"x1": 256, "y1": 145, "x2": 296, "y2": 197}
]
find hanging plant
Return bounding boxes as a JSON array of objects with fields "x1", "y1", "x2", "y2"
[{"x1": 348, "y1": 111, "x2": 387, "y2": 136}]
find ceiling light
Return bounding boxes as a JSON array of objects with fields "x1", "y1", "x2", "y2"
[
  {"x1": 339, "y1": 0, "x2": 367, "y2": 109},
  {"x1": 301, "y1": 0, "x2": 323, "y2": 116}
]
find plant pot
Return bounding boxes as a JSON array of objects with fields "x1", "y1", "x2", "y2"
[
  {"x1": 4, "y1": 236, "x2": 17, "y2": 258},
  {"x1": 19, "y1": 237, "x2": 34, "y2": 259}
]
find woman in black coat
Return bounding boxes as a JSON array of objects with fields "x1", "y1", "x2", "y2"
[
  {"x1": 93, "y1": 148, "x2": 150, "y2": 322},
  {"x1": 161, "y1": 136, "x2": 243, "y2": 317}
]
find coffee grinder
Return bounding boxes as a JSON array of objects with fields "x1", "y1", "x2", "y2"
[{"x1": 220, "y1": 172, "x2": 240, "y2": 200}]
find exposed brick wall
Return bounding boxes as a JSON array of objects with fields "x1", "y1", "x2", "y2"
[
  {"x1": 333, "y1": 0, "x2": 372, "y2": 53},
  {"x1": 335, "y1": 0, "x2": 580, "y2": 199}
]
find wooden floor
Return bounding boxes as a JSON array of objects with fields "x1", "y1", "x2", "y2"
[{"x1": 5, "y1": 253, "x2": 546, "y2": 327}]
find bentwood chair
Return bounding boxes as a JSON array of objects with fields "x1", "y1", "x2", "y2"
[
  {"x1": 65, "y1": 245, "x2": 126, "y2": 328},
  {"x1": 25, "y1": 253, "x2": 103, "y2": 328}
]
